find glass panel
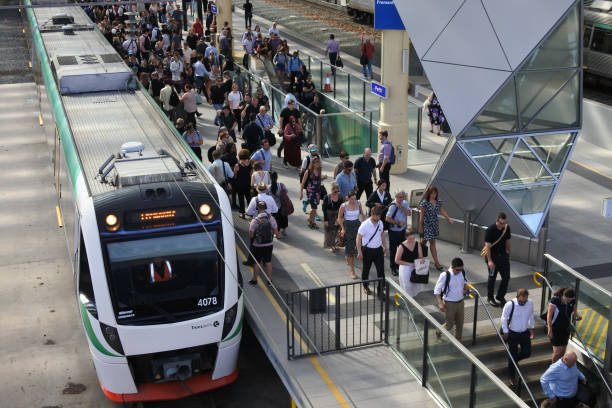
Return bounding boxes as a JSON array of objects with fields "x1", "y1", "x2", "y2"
[
  {"x1": 464, "y1": 78, "x2": 518, "y2": 137},
  {"x1": 334, "y1": 69, "x2": 350, "y2": 107},
  {"x1": 500, "y1": 140, "x2": 555, "y2": 186},
  {"x1": 364, "y1": 85, "x2": 381, "y2": 124},
  {"x1": 500, "y1": 184, "x2": 555, "y2": 233},
  {"x1": 387, "y1": 284, "x2": 425, "y2": 379},
  {"x1": 522, "y1": 3, "x2": 580, "y2": 69},
  {"x1": 590, "y1": 26, "x2": 612, "y2": 55},
  {"x1": 524, "y1": 133, "x2": 576, "y2": 177},
  {"x1": 517, "y1": 70, "x2": 575, "y2": 129},
  {"x1": 525, "y1": 71, "x2": 580, "y2": 131},
  {"x1": 473, "y1": 368, "x2": 518, "y2": 407},
  {"x1": 310, "y1": 57, "x2": 322, "y2": 90},
  {"x1": 349, "y1": 75, "x2": 365, "y2": 111},
  {"x1": 462, "y1": 138, "x2": 517, "y2": 184},
  {"x1": 546, "y1": 260, "x2": 609, "y2": 362},
  {"x1": 407, "y1": 104, "x2": 420, "y2": 150}
]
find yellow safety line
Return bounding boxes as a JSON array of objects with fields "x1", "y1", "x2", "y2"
[
  {"x1": 309, "y1": 356, "x2": 351, "y2": 408},
  {"x1": 576, "y1": 309, "x2": 590, "y2": 331},
  {"x1": 301, "y1": 263, "x2": 336, "y2": 304},
  {"x1": 55, "y1": 205, "x2": 63, "y2": 228},
  {"x1": 291, "y1": 399, "x2": 297, "y2": 408},
  {"x1": 570, "y1": 159, "x2": 612, "y2": 181},
  {"x1": 587, "y1": 315, "x2": 603, "y2": 347},
  {"x1": 594, "y1": 321, "x2": 608, "y2": 354},
  {"x1": 582, "y1": 311, "x2": 597, "y2": 339},
  {"x1": 236, "y1": 248, "x2": 350, "y2": 407},
  {"x1": 38, "y1": 113, "x2": 43, "y2": 126}
]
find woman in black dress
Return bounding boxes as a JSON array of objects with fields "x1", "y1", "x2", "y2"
[
  {"x1": 322, "y1": 182, "x2": 343, "y2": 252},
  {"x1": 546, "y1": 287, "x2": 581, "y2": 362},
  {"x1": 234, "y1": 149, "x2": 252, "y2": 219}
]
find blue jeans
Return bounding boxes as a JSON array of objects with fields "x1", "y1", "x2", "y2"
[
  {"x1": 362, "y1": 59, "x2": 373, "y2": 78},
  {"x1": 213, "y1": 103, "x2": 223, "y2": 124}
]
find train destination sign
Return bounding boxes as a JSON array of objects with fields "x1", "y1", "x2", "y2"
[{"x1": 374, "y1": 0, "x2": 405, "y2": 30}]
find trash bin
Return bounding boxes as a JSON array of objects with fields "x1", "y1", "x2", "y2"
[{"x1": 309, "y1": 288, "x2": 327, "y2": 314}]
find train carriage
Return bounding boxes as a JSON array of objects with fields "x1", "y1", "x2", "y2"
[{"x1": 26, "y1": 2, "x2": 242, "y2": 403}]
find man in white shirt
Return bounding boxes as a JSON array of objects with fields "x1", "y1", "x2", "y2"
[
  {"x1": 501, "y1": 288, "x2": 534, "y2": 387},
  {"x1": 434, "y1": 258, "x2": 468, "y2": 339},
  {"x1": 268, "y1": 22, "x2": 280, "y2": 37},
  {"x1": 246, "y1": 182, "x2": 278, "y2": 216},
  {"x1": 169, "y1": 52, "x2": 184, "y2": 82},
  {"x1": 357, "y1": 206, "x2": 387, "y2": 297}
]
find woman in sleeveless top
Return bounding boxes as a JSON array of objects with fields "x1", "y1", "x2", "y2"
[
  {"x1": 234, "y1": 149, "x2": 252, "y2": 218},
  {"x1": 322, "y1": 182, "x2": 342, "y2": 252},
  {"x1": 395, "y1": 228, "x2": 426, "y2": 297},
  {"x1": 337, "y1": 190, "x2": 363, "y2": 279},
  {"x1": 250, "y1": 162, "x2": 270, "y2": 193},
  {"x1": 300, "y1": 156, "x2": 326, "y2": 229}
]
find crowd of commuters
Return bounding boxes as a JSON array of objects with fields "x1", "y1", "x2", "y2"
[{"x1": 85, "y1": 5, "x2": 595, "y2": 404}]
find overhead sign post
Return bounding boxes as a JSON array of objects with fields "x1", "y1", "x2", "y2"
[
  {"x1": 371, "y1": 82, "x2": 388, "y2": 99},
  {"x1": 210, "y1": 4, "x2": 218, "y2": 14}
]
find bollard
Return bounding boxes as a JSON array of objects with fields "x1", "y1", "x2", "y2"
[{"x1": 461, "y1": 211, "x2": 471, "y2": 253}]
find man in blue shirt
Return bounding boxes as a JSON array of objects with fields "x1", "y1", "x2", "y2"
[
  {"x1": 385, "y1": 191, "x2": 411, "y2": 275},
  {"x1": 540, "y1": 351, "x2": 586, "y2": 408},
  {"x1": 251, "y1": 139, "x2": 272, "y2": 171},
  {"x1": 335, "y1": 160, "x2": 357, "y2": 199}
]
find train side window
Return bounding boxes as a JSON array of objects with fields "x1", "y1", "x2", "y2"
[
  {"x1": 584, "y1": 25, "x2": 593, "y2": 48},
  {"x1": 79, "y1": 236, "x2": 98, "y2": 318},
  {"x1": 591, "y1": 27, "x2": 612, "y2": 55}
]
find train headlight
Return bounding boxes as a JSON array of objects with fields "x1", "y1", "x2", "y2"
[
  {"x1": 105, "y1": 214, "x2": 120, "y2": 231},
  {"x1": 199, "y1": 204, "x2": 213, "y2": 220},
  {"x1": 100, "y1": 322, "x2": 124, "y2": 355},
  {"x1": 222, "y1": 303, "x2": 238, "y2": 340}
]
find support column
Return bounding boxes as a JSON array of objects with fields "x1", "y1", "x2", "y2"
[
  {"x1": 217, "y1": 0, "x2": 233, "y2": 36},
  {"x1": 379, "y1": 29, "x2": 410, "y2": 174}
]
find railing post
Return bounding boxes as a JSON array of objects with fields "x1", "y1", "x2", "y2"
[
  {"x1": 468, "y1": 363, "x2": 477, "y2": 408},
  {"x1": 472, "y1": 295, "x2": 478, "y2": 346},
  {"x1": 422, "y1": 319, "x2": 429, "y2": 387},
  {"x1": 333, "y1": 72, "x2": 337, "y2": 99},
  {"x1": 347, "y1": 74, "x2": 351, "y2": 108},
  {"x1": 362, "y1": 81, "x2": 366, "y2": 111},
  {"x1": 461, "y1": 211, "x2": 472, "y2": 253},
  {"x1": 319, "y1": 61, "x2": 323, "y2": 90},
  {"x1": 335, "y1": 285, "x2": 341, "y2": 351},
  {"x1": 286, "y1": 293, "x2": 293, "y2": 360},
  {"x1": 315, "y1": 115, "x2": 322, "y2": 152},
  {"x1": 384, "y1": 281, "x2": 390, "y2": 344},
  {"x1": 369, "y1": 112, "x2": 373, "y2": 150},
  {"x1": 417, "y1": 107, "x2": 422, "y2": 150}
]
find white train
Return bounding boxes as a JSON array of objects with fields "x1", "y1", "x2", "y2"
[{"x1": 26, "y1": 3, "x2": 242, "y2": 403}]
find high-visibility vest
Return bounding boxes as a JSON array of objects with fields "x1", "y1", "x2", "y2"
[{"x1": 149, "y1": 260, "x2": 172, "y2": 283}]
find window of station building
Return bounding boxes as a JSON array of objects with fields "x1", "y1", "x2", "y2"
[{"x1": 590, "y1": 26, "x2": 612, "y2": 55}]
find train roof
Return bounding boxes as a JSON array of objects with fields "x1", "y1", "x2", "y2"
[{"x1": 33, "y1": 6, "x2": 214, "y2": 196}]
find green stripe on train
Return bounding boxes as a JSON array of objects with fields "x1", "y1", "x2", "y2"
[
  {"x1": 25, "y1": 0, "x2": 82, "y2": 191},
  {"x1": 79, "y1": 301, "x2": 122, "y2": 358}
]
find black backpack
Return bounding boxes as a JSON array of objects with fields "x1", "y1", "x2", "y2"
[
  {"x1": 254, "y1": 215, "x2": 273, "y2": 245},
  {"x1": 169, "y1": 88, "x2": 179, "y2": 107},
  {"x1": 144, "y1": 35, "x2": 151, "y2": 51},
  {"x1": 442, "y1": 270, "x2": 466, "y2": 297}
]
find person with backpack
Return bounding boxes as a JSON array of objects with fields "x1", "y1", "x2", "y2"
[
  {"x1": 377, "y1": 130, "x2": 394, "y2": 192},
  {"x1": 386, "y1": 190, "x2": 412, "y2": 276},
  {"x1": 268, "y1": 171, "x2": 290, "y2": 237},
  {"x1": 433, "y1": 257, "x2": 468, "y2": 340},
  {"x1": 500, "y1": 288, "x2": 534, "y2": 389},
  {"x1": 248, "y1": 201, "x2": 278, "y2": 286}
]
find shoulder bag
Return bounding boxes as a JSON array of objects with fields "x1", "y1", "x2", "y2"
[
  {"x1": 279, "y1": 184, "x2": 294, "y2": 216},
  {"x1": 481, "y1": 224, "x2": 508, "y2": 258}
]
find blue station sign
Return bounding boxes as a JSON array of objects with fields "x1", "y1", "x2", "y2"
[
  {"x1": 371, "y1": 82, "x2": 388, "y2": 99},
  {"x1": 210, "y1": 4, "x2": 218, "y2": 14},
  {"x1": 374, "y1": 0, "x2": 405, "y2": 30}
]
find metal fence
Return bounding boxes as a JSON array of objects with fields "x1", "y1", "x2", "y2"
[{"x1": 286, "y1": 278, "x2": 388, "y2": 359}]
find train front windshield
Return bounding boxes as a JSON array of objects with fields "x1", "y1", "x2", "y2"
[{"x1": 106, "y1": 232, "x2": 224, "y2": 325}]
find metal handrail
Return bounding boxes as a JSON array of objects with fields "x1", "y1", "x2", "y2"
[
  {"x1": 544, "y1": 254, "x2": 612, "y2": 297},
  {"x1": 392, "y1": 293, "x2": 453, "y2": 408},
  {"x1": 465, "y1": 284, "x2": 539, "y2": 408},
  {"x1": 533, "y1": 272, "x2": 612, "y2": 396},
  {"x1": 386, "y1": 279, "x2": 530, "y2": 407}
]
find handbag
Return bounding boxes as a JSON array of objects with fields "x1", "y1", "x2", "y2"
[
  {"x1": 359, "y1": 54, "x2": 368, "y2": 65},
  {"x1": 481, "y1": 224, "x2": 508, "y2": 258},
  {"x1": 410, "y1": 260, "x2": 430, "y2": 284},
  {"x1": 279, "y1": 185, "x2": 294, "y2": 216},
  {"x1": 335, "y1": 55, "x2": 343, "y2": 68},
  {"x1": 220, "y1": 162, "x2": 232, "y2": 193},
  {"x1": 335, "y1": 233, "x2": 346, "y2": 248}
]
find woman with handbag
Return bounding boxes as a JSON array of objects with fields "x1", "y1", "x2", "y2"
[
  {"x1": 268, "y1": 171, "x2": 289, "y2": 237},
  {"x1": 419, "y1": 185, "x2": 454, "y2": 271},
  {"x1": 546, "y1": 287, "x2": 581, "y2": 363},
  {"x1": 395, "y1": 229, "x2": 427, "y2": 297},
  {"x1": 250, "y1": 162, "x2": 270, "y2": 193},
  {"x1": 337, "y1": 190, "x2": 363, "y2": 280},
  {"x1": 322, "y1": 182, "x2": 343, "y2": 253},
  {"x1": 283, "y1": 115, "x2": 303, "y2": 169},
  {"x1": 300, "y1": 156, "x2": 326, "y2": 229}
]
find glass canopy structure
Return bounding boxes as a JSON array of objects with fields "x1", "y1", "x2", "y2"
[{"x1": 395, "y1": 0, "x2": 582, "y2": 236}]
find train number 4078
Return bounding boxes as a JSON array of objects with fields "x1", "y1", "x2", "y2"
[{"x1": 197, "y1": 297, "x2": 218, "y2": 307}]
